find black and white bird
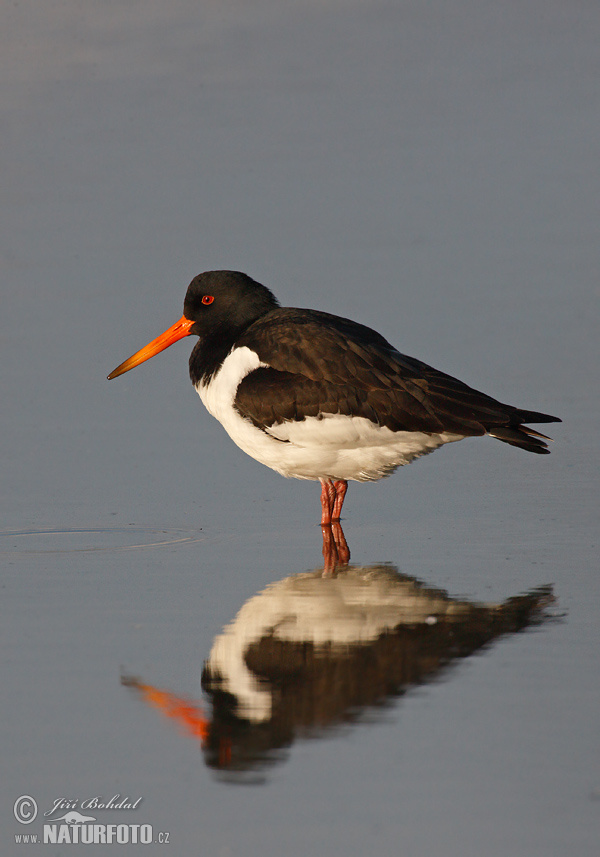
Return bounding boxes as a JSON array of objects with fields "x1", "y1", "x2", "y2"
[{"x1": 108, "y1": 270, "x2": 560, "y2": 525}]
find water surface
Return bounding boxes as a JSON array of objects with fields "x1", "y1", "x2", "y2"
[{"x1": 2, "y1": 1, "x2": 598, "y2": 855}]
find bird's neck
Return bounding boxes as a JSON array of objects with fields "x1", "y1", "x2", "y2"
[
  {"x1": 188, "y1": 329, "x2": 236, "y2": 387},
  {"x1": 188, "y1": 310, "x2": 270, "y2": 386}
]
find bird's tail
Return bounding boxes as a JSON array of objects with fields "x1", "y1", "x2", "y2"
[{"x1": 488, "y1": 409, "x2": 561, "y2": 454}]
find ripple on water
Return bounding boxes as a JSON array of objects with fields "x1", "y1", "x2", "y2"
[{"x1": 0, "y1": 526, "x2": 205, "y2": 555}]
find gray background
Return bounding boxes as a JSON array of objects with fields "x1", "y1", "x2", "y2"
[{"x1": 2, "y1": 1, "x2": 598, "y2": 854}]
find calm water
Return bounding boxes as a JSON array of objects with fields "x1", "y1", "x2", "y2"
[{"x1": 2, "y1": 1, "x2": 599, "y2": 854}]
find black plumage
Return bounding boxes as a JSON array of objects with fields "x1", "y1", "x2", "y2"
[{"x1": 230, "y1": 308, "x2": 558, "y2": 453}]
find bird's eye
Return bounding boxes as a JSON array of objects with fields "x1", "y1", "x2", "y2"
[{"x1": 202, "y1": 295, "x2": 214, "y2": 305}]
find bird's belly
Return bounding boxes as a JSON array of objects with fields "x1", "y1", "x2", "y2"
[
  {"x1": 263, "y1": 413, "x2": 464, "y2": 481},
  {"x1": 198, "y1": 364, "x2": 463, "y2": 481}
]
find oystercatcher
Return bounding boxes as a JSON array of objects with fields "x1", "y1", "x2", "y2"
[{"x1": 108, "y1": 271, "x2": 560, "y2": 526}]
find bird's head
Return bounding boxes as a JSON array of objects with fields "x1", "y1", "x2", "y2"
[{"x1": 107, "y1": 271, "x2": 278, "y2": 380}]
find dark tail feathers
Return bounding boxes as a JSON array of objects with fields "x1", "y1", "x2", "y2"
[{"x1": 489, "y1": 410, "x2": 561, "y2": 454}]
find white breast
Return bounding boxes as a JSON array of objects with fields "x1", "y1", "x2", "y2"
[
  {"x1": 197, "y1": 347, "x2": 464, "y2": 482},
  {"x1": 198, "y1": 346, "x2": 267, "y2": 422}
]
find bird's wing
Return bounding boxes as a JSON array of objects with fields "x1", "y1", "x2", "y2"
[{"x1": 233, "y1": 309, "x2": 521, "y2": 436}]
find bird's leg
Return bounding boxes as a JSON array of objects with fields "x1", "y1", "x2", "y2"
[
  {"x1": 319, "y1": 479, "x2": 348, "y2": 525},
  {"x1": 320, "y1": 479, "x2": 336, "y2": 526},
  {"x1": 331, "y1": 479, "x2": 348, "y2": 522},
  {"x1": 320, "y1": 480, "x2": 350, "y2": 572}
]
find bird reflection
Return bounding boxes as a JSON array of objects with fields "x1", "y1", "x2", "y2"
[{"x1": 122, "y1": 560, "x2": 553, "y2": 783}]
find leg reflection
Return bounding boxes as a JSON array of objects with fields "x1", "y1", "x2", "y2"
[{"x1": 321, "y1": 521, "x2": 351, "y2": 574}]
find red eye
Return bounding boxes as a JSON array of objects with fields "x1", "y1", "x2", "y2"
[{"x1": 202, "y1": 295, "x2": 214, "y2": 305}]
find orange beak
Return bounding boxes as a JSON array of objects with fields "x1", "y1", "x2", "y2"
[{"x1": 107, "y1": 315, "x2": 195, "y2": 380}]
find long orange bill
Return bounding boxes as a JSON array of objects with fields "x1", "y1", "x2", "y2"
[{"x1": 107, "y1": 315, "x2": 195, "y2": 380}]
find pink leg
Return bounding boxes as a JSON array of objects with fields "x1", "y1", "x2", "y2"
[
  {"x1": 320, "y1": 479, "x2": 336, "y2": 526},
  {"x1": 331, "y1": 480, "x2": 348, "y2": 522},
  {"x1": 320, "y1": 479, "x2": 348, "y2": 525},
  {"x1": 320, "y1": 479, "x2": 351, "y2": 572}
]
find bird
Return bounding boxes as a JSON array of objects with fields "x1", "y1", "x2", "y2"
[{"x1": 108, "y1": 270, "x2": 560, "y2": 527}]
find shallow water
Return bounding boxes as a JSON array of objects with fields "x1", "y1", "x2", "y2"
[{"x1": 2, "y1": 1, "x2": 599, "y2": 855}]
